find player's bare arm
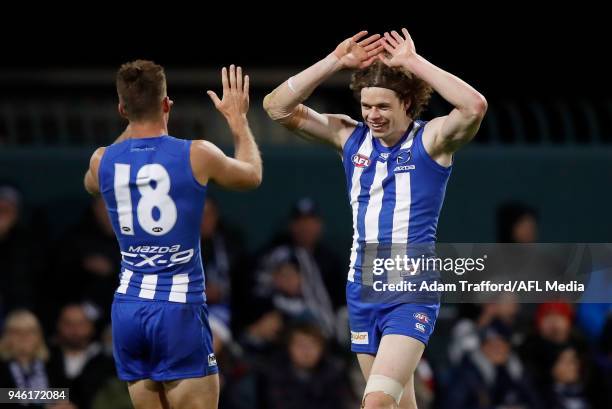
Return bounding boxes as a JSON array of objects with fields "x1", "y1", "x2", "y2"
[
  {"x1": 191, "y1": 65, "x2": 262, "y2": 190},
  {"x1": 84, "y1": 147, "x2": 105, "y2": 195},
  {"x1": 263, "y1": 31, "x2": 384, "y2": 151},
  {"x1": 84, "y1": 124, "x2": 133, "y2": 195},
  {"x1": 380, "y1": 28, "x2": 487, "y2": 163}
]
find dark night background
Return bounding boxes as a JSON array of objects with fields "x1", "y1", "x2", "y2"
[
  {"x1": 0, "y1": 8, "x2": 609, "y2": 100},
  {"x1": 1, "y1": 7, "x2": 611, "y2": 409}
]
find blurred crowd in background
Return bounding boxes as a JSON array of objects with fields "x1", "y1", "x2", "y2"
[{"x1": 1, "y1": 183, "x2": 611, "y2": 409}]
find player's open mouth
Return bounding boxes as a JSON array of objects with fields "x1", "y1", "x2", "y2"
[{"x1": 370, "y1": 122, "x2": 387, "y2": 131}]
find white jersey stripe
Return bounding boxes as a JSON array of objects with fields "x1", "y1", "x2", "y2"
[
  {"x1": 139, "y1": 274, "x2": 158, "y2": 299},
  {"x1": 347, "y1": 132, "x2": 373, "y2": 282},
  {"x1": 392, "y1": 171, "x2": 412, "y2": 243},
  {"x1": 114, "y1": 164, "x2": 134, "y2": 236},
  {"x1": 116, "y1": 269, "x2": 133, "y2": 294},
  {"x1": 169, "y1": 273, "x2": 189, "y2": 303},
  {"x1": 400, "y1": 121, "x2": 421, "y2": 150},
  {"x1": 363, "y1": 160, "x2": 388, "y2": 242}
]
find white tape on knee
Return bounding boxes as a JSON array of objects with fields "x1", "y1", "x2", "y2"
[{"x1": 363, "y1": 374, "x2": 404, "y2": 405}]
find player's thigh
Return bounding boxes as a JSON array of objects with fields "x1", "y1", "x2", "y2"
[
  {"x1": 128, "y1": 379, "x2": 170, "y2": 409},
  {"x1": 369, "y1": 334, "x2": 424, "y2": 386},
  {"x1": 357, "y1": 353, "x2": 376, "y2": 379},
  {"x1": 163, "y1": 374, "x2": 220, "y2": 409}
]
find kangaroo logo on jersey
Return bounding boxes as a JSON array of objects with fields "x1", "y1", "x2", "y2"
[
  {"x1": 397, "y1": 150, "x2": 412, "y2": 164},
  {"x1": 208, "y1": 353, "x2": 217, "y2": 366},
  {"x1": 352, "y1": 154, "x2": 371, "y2": 168}
]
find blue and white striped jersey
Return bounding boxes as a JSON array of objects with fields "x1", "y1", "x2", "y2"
[
  {"x1": 342, "y1": 121, "x2": 452, "y2": 283},
  {"x1": 98, "y1": 136, "x2": 207, "y2": 304}
]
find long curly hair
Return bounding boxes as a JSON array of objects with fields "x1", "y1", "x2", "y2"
[{"x1": 350, "y1": 61, "x2": 433, "y2": 119}]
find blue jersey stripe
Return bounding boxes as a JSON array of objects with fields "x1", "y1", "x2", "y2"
[{"x1": 378, "y1": 159, "x2": 397, "y2": 244}]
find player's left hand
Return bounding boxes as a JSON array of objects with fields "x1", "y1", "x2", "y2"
[{"x1": 379, "y1": 28, "x2": 418, "y2": 68}]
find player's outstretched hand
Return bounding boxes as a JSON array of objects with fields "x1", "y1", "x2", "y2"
[
  {"x1": 207, "y1": 64, "x2": 249, "y2": 123},
  {"x1": 333, "y1": 31, "x2": 384, "y2": 70},
  {"x1": 379, "y1": 28, "x2": 417, "y2": 68}
]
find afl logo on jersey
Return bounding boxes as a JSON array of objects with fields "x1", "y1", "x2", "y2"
[
  {"x1": 122, "y1": 227, "x2": 132, "y2": 233},
  {"x1": 397, "y1": 150, "x2": 412, "y2": 164},
  {"x1": 152, "y1": 227, "x2": 163, "y2": 233},
  {"x1": 352, "y1": 154, "x2": 371, "y2": 168}
]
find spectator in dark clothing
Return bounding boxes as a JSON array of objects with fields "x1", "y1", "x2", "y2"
[
  {"x1": 256, "y1": 240, "x2": 337, "y2": 336},
  {"x1": 200, "y1": 196, "x2": 247, "y2": 326},
  {"x1": 449, "y1": 293, "x2": 522, "y2": 365},
  {"x1": 0, "y1": 310, "x2": 49, "y2": 409},
  {"x1": 49, "y1": 198, "x2": 120, "y2": 326},
  {"x1": 46, "y1": 304, "x2": 115, "y2": 409},
  {"x1": 519, "y1": 302, "x2": 588, "y2": 390},
  {"x1": 496, "y1": 201, "x2": 538, "y2": 243},
  {"x1": 239, "y1": 297, "x2": 284, "y2": 363},
  {"x1": 258, "y1": 323, "x2": 355, "y2": 409},
  {"x1": 541, "y1": 345, "x2": 592, "y2": 409},
  {"x1": 262, "y1": 197, "x2": 345, "y2": 310},
  {"x1": 445, "y1": 320, "x2": 541, "y2": 409},
  {"x1": 0, "y1": 186, "x2": 36, "y2": 323},
  {"x1": 264, "y1": 253, "x2": 331, "y2": 332}
]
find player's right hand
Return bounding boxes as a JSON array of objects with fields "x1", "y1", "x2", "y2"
[
  {"x1": 207, "y1": 65, "x2": 250, "y2": 123},
  {"x1": 332, "y1": 31, "x2": 384, "y2": 70}
]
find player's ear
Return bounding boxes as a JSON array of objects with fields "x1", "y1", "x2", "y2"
[
  {"x1": 162, "y1": 96, "x2": 173, "y2": 113},
  {"x1": 118, "y1": 102, "x2": 128, "y2": 119},
  {"x1": 403, "y1": 98, "x2": 412, "y2": 115}
]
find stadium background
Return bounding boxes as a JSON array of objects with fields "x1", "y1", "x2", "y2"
[{"x1": 0, "y1": 10, "x2": 611, "y2": 409}]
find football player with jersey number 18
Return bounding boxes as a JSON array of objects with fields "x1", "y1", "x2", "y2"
[{"x1": 84, "y1": 60, "x2": 262, "y2": 409}]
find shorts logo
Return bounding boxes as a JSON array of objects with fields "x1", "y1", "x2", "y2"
[
  {"x1": 208, "y1": 353, "x2": 217, "y2": 366},
  {"x1": 351, "y1": 331, "x2": 369, "y2": 344},
  {"x1": 352, "y1": 154, "x2": 371, "y2": 168},
  {"x1": 415, "y1": 323, "x2": 426, "y2": 333},
  {"x1": 413, "y1": 312, "x2": 430, "y2": 324}
]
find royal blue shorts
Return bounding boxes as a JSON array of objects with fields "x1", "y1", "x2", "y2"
[
  {"x1": 346, "y1": 281, "x2": 440, "y2": 354},
  {"x1": 111, "y1": 298, "x2": 219, "y2": 381}
]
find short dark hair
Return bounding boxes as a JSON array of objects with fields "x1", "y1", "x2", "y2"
[
  {"x1": 116, "y1": 60, "x2": 167, "y2": 121},
  {"x1": 350, "y1": 60, "x2": 433, "y2": 119}
]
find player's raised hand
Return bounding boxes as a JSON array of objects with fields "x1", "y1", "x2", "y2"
[
  {"x1": 207, "y1": 64, "x2": 250, "y2": 122},
  {"x1": 333, "y1": 31, "x2": 384, "y2": 70},
  {"x1": 379, "y1": 28, "x2": 417, "y2": 68}
]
